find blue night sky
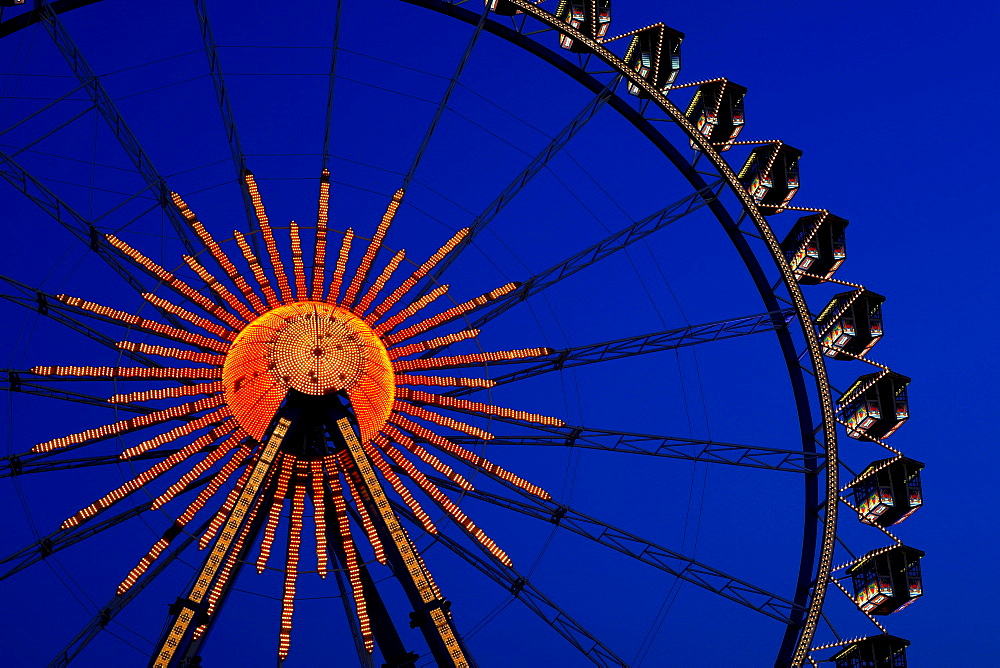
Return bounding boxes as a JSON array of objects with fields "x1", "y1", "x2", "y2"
[{"x1": 0, "y1": 1, "x2": 995, "y2": 666}]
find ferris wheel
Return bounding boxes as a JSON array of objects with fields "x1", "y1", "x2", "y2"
[{"x1": 0, "y1": 0, "x2": 924, "y2": 666}]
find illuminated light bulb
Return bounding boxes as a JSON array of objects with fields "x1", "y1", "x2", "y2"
[
  {"x1": 182, "y1": 255, "x2": 256, "y2": 322},
  {"x1": 311, "y1": 170, "x2": 331, "y2": 301},
  {"x1": 243, "y1": 171, "x2": 293, "y2": 303},
  {"x1": 367, "y1": 227, "x2": 469, "y2": 324},
  {"x1": 392, "y1": 346, "x2": 552, "y2": 371},
  {"x1": 104, "y1": 234, "x2": 245, "y2": 330},
  {"x1": 234, "y1": 230, "x2": 279, "y2": 308},
  {"x1": 344, "y1": 189, "x2": 404, "y2": 306},
  {"x1": 356, "y1": 249, "x2": 405, "y2": 315},
  {"x1": 117, "y1": 341, "x2": 226, "y2": 365},
  {"x1": 378, "y1": 426, "x2": 472, "y2": 490},
  {"x1": 257, "y1": 456, "x2": 293, "y2": 572},
  {"x1": 384, "y1": 282, "x2": 519, "y2": 346},
  {"x1": 171, "y1": 192, "x2": 266, "y2": 314},
  {"x1": 288, "y1": 221, "x2": 308, "y2": 299},
  {"x1": 327, "y1": 229, "x2": 354, "y2": 303},
  {"x1": 388, "y1": 329, "x2": 480, "y2": 359},
  {"x1": 222, "y1": 301, "x2": 394, "y2": 442},
  {"x1": 374, "y1": 284, "x2": 450, "y2": 336}
]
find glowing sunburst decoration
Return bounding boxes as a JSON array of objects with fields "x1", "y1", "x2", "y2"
[{"x1": 30, "y1": 170, "x2": 563, "y2": 662}]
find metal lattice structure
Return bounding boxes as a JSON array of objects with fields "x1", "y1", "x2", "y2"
[{"x1": 0, "y1": 0, "x2": 922, "y2": 665}]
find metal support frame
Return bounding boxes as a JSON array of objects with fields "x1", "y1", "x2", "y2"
[
  {"x1": 456, "y1": 182, "x2": 724, "y2": 334},
  {"x1": 440, "y1": 309, "x2": 793, "y2": 392},
  {"x1": 1, "y1": 473, "x2": 214, "y2": 581},
  {"x1": 419, "y1": 74, "x2": 622, "y2": 293},
  {"x1": 439, "y1": 426, "x2": 825, "y2": 473},
  {"x1": 426, "y1": 473, "x2": 805, "y2": 624},
  {"x1": 34, "y1": 0, "x2": 197, "y2": 255},
  {"x1": 49, "y1": 515, "x2": 217, "y2": 667},
  {"x1": 192, "y1": 0, "x2": 258, "y2": 242},
  {"x1": 391, "y1": 501, "x2": 628, "y2": 667}
]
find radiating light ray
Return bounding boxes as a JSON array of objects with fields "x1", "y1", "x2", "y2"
[
  {"x1": 363, "y1": 441, "x2": 437, "y2": 535},
  {"x1": 119, "y1": 438, "x2": 245, "y2": 594},
  {"x1": 356, "y1": 249, "x2": 405, "y2": 316},
  {"x1": 385, "y1": 283, "x2": 519, "y2": 346},
  {"x1": 378, "y1": 427, "x2": 473, "y2": 491},
  {"x1": 388, "y1": 329, "x2": 480, "y2": 360},
  {"x1": 394, "y1": 401, "x2": 493, "y2": 440},
  {"x1": 279, "y1": 469, "x2": 306, "y2": 660},
  {"x1": 244, "y1": 171, "x2": 293, "y2": 304},
  {"x1": 257, "y1": 454, "x2": 293, "y2": 573},
  {"x1": 118, "y1": 538, "x2": 169, "y2": 595},
  {"x1": 171, "y1": 192, "x2": 265, "y2": 314},
  {"x1": 33, "y1": 365, "x2": 222, "y2": 380},
  {"x1": 368, "y1": 228, "x2": 469, "y2": 324},
  {"x1": 311, "y1": 170, "x2": 331, "y2": 301},
  {"x1": 376, "y1": 437, "x2": 509, "y2": 566},
  {"x1": 200, "y1": 454, "x2": 256, "y2": 550},
  {"x1": 121, "y1": 405, "x2": 231, "y2": 460},
  {"x1": 338, "y1": 451, "x2": 387, "y2": 565},
  {"x1": 397, "y1": 387, "x2": 566, "y2": 427},
  {"x1": 55, "y1": 295, "x2": 230, "y2": 353},
  {"x1": 181, "y1": 255, "x2": 254, "y2": 322},
  {"x1": 234, "y1": 230, "x2": 279, "y2": 309},
  {"x1": 327, "y1": 458, "x2": 374, "y2": 652},
  {"x1": 394, "y1": 374, "x2": 495, "y2": 388},
  {"x1": 142, "y1": 293, "x2": 236, "y2": 341},
  {"x1": 374, "y1": 284, "x2": 450, "y2": 336},
  {"x1": 390, "y1": 414, "x2": 550, "y2": 499},
  {"x1": 61, "y1": 424, "x2": 232, "y2": 529},
  {"x1": 344, "y1": 189, "x2": 404, "y2": 307},
  {"x1": 152, "y1": 432, "x2": 243, "y2": 509},
  {"x1": 109, "y1": 381, "x2": 223, "y2": 405},
  {"x1": 309, "y1": 459, "x2": 329, "y2": 578},
  {"x1": 117, "y1": 341, "x2": 226, "y2": 365},
  {"x1": 104, "y1": 233, "x2": 244, "y2": 330},
  {"x1": 31, "y1": 394, "x2": 224, "y2": 453},
  {"x1": 392, "y1": 347, "x2": 551, "y2": 372},
  {"x1": 288, "y1": 220, "x2": 308, "y2": 300},
  {"x1": 327, "y1": 228, "x2": 354, "y2": 303},
  {"x1": 182, "y1": 254, "x2": 256, "y2": 322}
]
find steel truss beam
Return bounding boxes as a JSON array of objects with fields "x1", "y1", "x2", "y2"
[
  {"x1": 34, "y1": 0, "x2": 197, "y2": 255},
  {"x1": 1, "y1": 448, "x2": 184, "y2": 478},
  {"x1": 0, "y1": 153, "x2": 163, "y2": 300},
  {"x1": 0, "y1": 275, "x2": 163, "y2": 368},
  {"x1": 442, "y1": 426, "x2": 824, "y2": 473},
  {"x1": 391, "y1": 501, "x2": 627, "y2": 667},
  {"x1": 192, "y1": 0, "x2": 258, "y2": 240},
  {"x1": 420, "y1": 75, "x2": 622, "y2": 293},
  {"x1": 426, "y1": 474, "x2": 806, "y2": 624},
  {"x1": 0, "y1": 473, "x2": 215, "y2": 581},
  {"x1": 454, "y1": 182, "x2": 723, "y2": 335},
  {"x1": 49, "y1": 515, "x2": 216, "y2": 667},
  {"x1": 441, "y1": 309, "x2": 793, "y2": 391}
]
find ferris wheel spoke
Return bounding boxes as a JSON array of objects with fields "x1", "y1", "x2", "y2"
[
  {"x1": 192, "y1": 0, "x2": 258, "y2": 241},
  {"x1": 33, "y1": 1, "x2": 198, "y2": 256},
  {"x1": 0, "y1": 472, "x2": 214, "y2": 581},
  {"x1": 0, "y1": 152, "x2": 187, "y2": 323},
  {"x1": 0, "y1": 448, "x2": 185, "y2": 478},
  {"x1": 48, "y1": 513, "x2": 217, "y2": 668},
  {"x1": 426, "y1": 474, "x2": 805, "y2": 625},
  {"x1": 417, "y1": 75, "x2": 623, "y2": 294},
  {"x1": 447, "y1": 428, "x2": 825, "y2": 473},
  {"x1": 454, "y1": 183, "x2": 724, "y2": 336},
  {"x1": 0, "y1": 281, "x2": 164, "y2": 367},
  {"x1": 430, "y1": 310, "x2": 793, "y2": 388},
  {"x1": 390, "y1": 500, "x2": 629, "y2": 667}
]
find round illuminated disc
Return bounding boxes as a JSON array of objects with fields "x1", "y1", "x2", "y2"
[{"x1": 222, "y1": 301, "x2": 394, "y2": 441}]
